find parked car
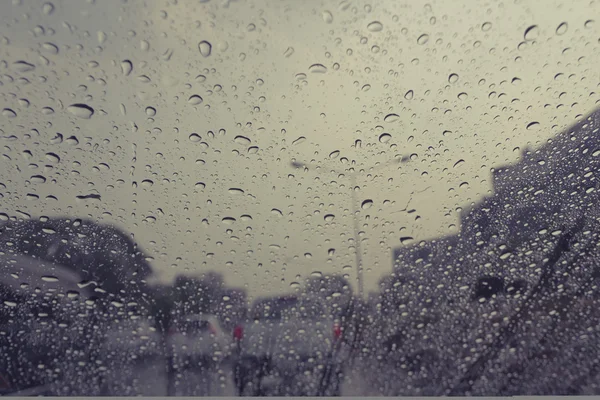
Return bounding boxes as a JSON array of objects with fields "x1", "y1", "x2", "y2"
[
  {"x1": 166, "y1": 313, "x2": 231, "y2": 371},
  {"x1": 232, "y1": 296, "x2": 344, "y2": 395},
  {"x1": 0, "y1": 253, "x2": 100, "y2": 395}
]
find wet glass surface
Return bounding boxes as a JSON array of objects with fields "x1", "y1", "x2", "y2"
[{"x1": 1, "y1": 0, "x2": 600, "y2": 396}]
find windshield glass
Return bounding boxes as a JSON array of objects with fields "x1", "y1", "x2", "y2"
[{"x1": 1, "y1": 0, "x2": 600, "y2": 396}]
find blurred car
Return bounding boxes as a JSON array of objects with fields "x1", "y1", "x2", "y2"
[
  {"x1": 232, "y1": 296, "x2": 343, "y2": 395},
  {"x1": 0, "y1": 253, "x2": 100, "y2": 395},
  {"x1": 166, "y1": 313, "x2": 230, "y2": 371}
]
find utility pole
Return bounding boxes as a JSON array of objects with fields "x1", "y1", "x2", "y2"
[{"x1": 290, "y1": 157, "x2": 403, "y2": 299}]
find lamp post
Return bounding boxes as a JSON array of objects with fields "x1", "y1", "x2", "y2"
[{"x1": 290, "y1": 157, "x2": 404, "y2": 299}]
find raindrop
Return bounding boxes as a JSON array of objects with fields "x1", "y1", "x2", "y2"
[
  {"x1": 324, "y1": 214, "x2": 335, "y2": 222},
  {"x1": 309, "y1": 64, "x2": 327, "y2": 73},
  {"x1": 379, "y1": 133, "x2": 392, "y2": 143},
  {"x1": 234, "y1": 135, "x2": 251, "y2": 145},
  {"x1": 140, "y1": 179, "x2": 154, "y2": 187},
  {"x1": 229, "y1": 188, "x2": 244, "y2": 195},
  {"x1": 526, "y1": 121, "x2": 540, "y2": 130},
  {"x1": 322, "y1": 10, "x2": 333, "y2": 23},
  {"x1": 41, "y1": 107, "x2": 54, "y2": 115},
  {"x1": 458, "y1": 92, "x2": 468, "y2": 100},
  {"x1": 4, "y1": 301, "x2": 17, "y2": 308},
  {"x1": 361, "y1": 199, "x2": 373, "y2": 209},
  {"x1": 67, "y1": 104, "x2": 94, "y2": 119},
  {"x1": 453, "y1": 159, "x2": 465, "y2": 168},
  {"x1": 240, "y1": 214, "x2": 252, "y2": 221},
  {"x1": 31, "y1": 175, "x2": 47, "y2": 183},
  {"x1": 198, "y1": 40, "x2": 212, "y2": 57},
  {"x1": 329, "y1": 150, "x2": 340, "y2": 159},
  {"x1": 556, "y1": 22, "x2": 568, "y2": 35},
  {"x1": 121, "y1": 60, "x2": 133, "y2": 76},
  {"x1": 41, "y1": 42, "x2": 59, "y2": 54},
  {"x1": 248, "y1": 146, "x2": 259, "y2": 154},
  {"x1": 41, "y1": 276, "x2": 59, "y2": 282},
  {"x1": 145, "y1": 106, "x2": 156, "y2": 117},
  {"x1": 482, "y1": 22, "x2": 492, "y2": 32},
  {"x1": 292, "y1": 136, "x2": 306, "y2": 145},
  {"x1": 188, "y1": 95, "x2": 203, "y2": 105},
  {"x1": 417, "y1": 34, "x2": 429, "y2": 45},
  {"x1": 584, "y1": 19, "x2": 595, "y2": 29},
  {"x1": 195, "y1": 182, "x2": 206, "y2": 189},
  {"x1": 2, "y1": 109, "x2": 17, "y2": 118},
  {"x1": 328, "y1": 248, "x2": 335, "y2": 256},
  {"x1": 367, "y1": 21, "x2": 383, "y2": 32},
  {"x1": 384, "y1": 113, "x2": 399, "y2": 122},
  {"x1": 271, "y1": 208, "x2": 283, "y2": 217},
  {"x1": 42, "y1": 2, "x2": 54, "y2": 15},
  {"x1": 66, "y1": 136, "x2": 79, "y2": 145},
  {"x1": 404, "y1": 90, "x2": 414, "y2": 100},
  {"x1": 12, "y1": 61, "x2": 35, "y2": 72},
  {"x1": 305, "y1": 253, "x2": 313, "y2": 259},
  {"x1": 189, "y1": 133, "x2": 202, "y2": 142},
  {"x1": 448, "y1": 73, "x2": 459, "y2": 83},
  {"x1": 284, "y1": 47, "x2": 295, "y2": 58},
  {"x1": 524, "y1": 25, "x2": 539, "y2": 41},
  {"x1": 400, "y1": 236, "x2": 414, "y2": 245},
  {"x1": 45, "y1": 153, "x2": 60, "y2": 163},
  {"x1": 222, "y1": 217, "x2": 236, "y2": 225}
]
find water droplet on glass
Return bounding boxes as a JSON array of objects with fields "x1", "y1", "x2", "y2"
[
  {"x1": 324, "y1": 214, "x2": 335, "y2": 222},
  {"x1": 41, "y1": 107, "x2": 54, "y2": 115},
  {"x1": 404, "y1": 90, "x2": 414, "y2": 100},
  {"x1": 141, "y1": 179, "x2": 154, "y2": 188},
  {"x1": 526, "y1": 121, "x2": 540, "y2": 130},
  {"x1": 229, "y1": 188, "x2": 244, "y2": 195},
  {"x1": 361, "y1": 199, "x2": 373, "y2": 209},
  {"x1": 448, "y1": 73, "x2": 459, "y2": 83},
  {"x1": 67, "y1": 104, "x2": 94, "y2": 119},
  {"x1": 234, "y1": 135, "x2": 251, "y2": 145},
  {"x1": 284, "y1": 47, "x2": 295, "y2": 58},
  {"x1": 458, "y1": 92, "x2": 468, "y2": 100},
  {"x1": 2, "y1": 108, "x2": 17, "y2": 118},
  {"x1": 309, "y1": 64, "x2": 327, "y2": 73},
  {"x1": 584, "y1": 19, "x2": 595, "y2": 29},
  {"x1": 13, "y1": 61, "x2": 35, "y2": 72},
  {"x1": 189, "y1": 133, "x2": 202, "y2": 143},
  {"x1": 41, "y1": 276, "x2": 59, "y2": 282},
  {"x1": 188, "y1": 95, "x2": 203, "y2": 105},
  {"x1": 195, "y1": 182, "x2": 206, "y2": 189},
  {"x1": 271, "y1": 208, "x2": 283, "y2": 217},
  {"x1": 384, "y1": 113, "x2": 399, "y2": 122},
  {"x1": 198, "y1": 40, "x2": 212, "y2": 57},
  {"x1": 41, "y1": 42, "x2": 59, "y2": 54},
  {"x1": 400, "y1": 236, "x2": 414, "y2": 245},
  {"x1": 240, "y1": 214, "x2": 252, "y2": 221},
  {"x1": 367, "y1": 21, "x2": 383, "y2": 32},
  {"x1": 305, "y1": 253, "x2": 313, "y2": 259},
  {"x1": 3, "y1": 301, "x2": 17, "y2": 308},
  {"x1": 222, "y1": 217, "x2": 236, "y2": 225},
  {"x1": 453, "y1": 159, "x2": 465, "y2": 168},
  {"x1": 121, "y1": 60, "x2": 133, "y2": 76},
  {"x1": 248, "y1": 146, "x2": 259, "y2": 154},
  {"x1": 482, "y1": 22, "x2": 492, "y2": 32},
  {"x1": 292, "y1": 136, "x2": 306, "y2": 146},
  {"x1": 417, "y1": 34, "x2": 429, "y2": 45},
  {"x1": 42, "y1": 2, "x2": 54, "y2": 15},
  {"x1": 322, "y1": 11, "x2": 333, "y2": 23},
  {"x1": 524, "y1": 25, "x2": 539, "y2": 41},
  {"x1": 66, "y1": 136, "x2": 79, "y2": 145},
  {"x1": 555, "y1": 22, "x2": 568, "y2": 35},
  {"x1": 145, "y1": 106, "x2": 156, "y2": 117},
  {"x1": 379, "y1": 133, "x2": 391, "y2": 143},
  {"x1": 329, "y1": 150, "x2": 340, "y2": 159},
  {"x1": 45, "y1": 153, "x2": 60, "y2": 163}
]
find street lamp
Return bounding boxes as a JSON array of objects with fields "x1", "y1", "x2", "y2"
[{"x1": 290, "y1": 157, "x2": 404, "y2": 299}]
